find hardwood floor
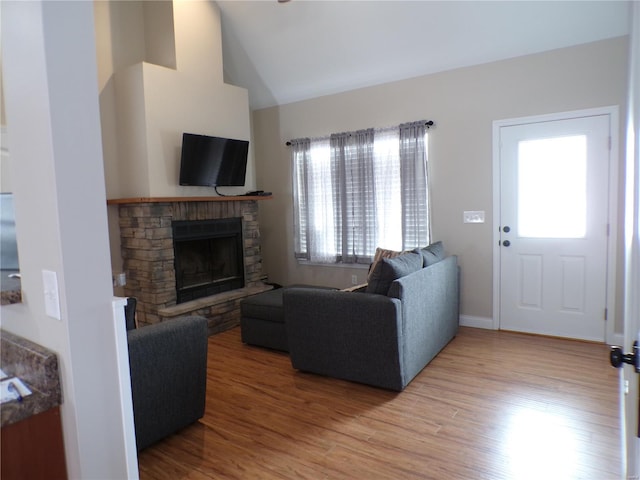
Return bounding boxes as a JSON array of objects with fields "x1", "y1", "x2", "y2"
[{"x1": 138, "y1": 327, "x2": 622, "y2": 479}]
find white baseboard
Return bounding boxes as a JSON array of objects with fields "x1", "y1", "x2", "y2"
[
  {"x1": 608, "y1": 332, "x2": 624, "y2": 346},
  {"x1": 459, "y1": 315, "x2": 495, "y2": 330},
  {"x1": 459, "y1": 316, "x2": 625, "y2": 345}
]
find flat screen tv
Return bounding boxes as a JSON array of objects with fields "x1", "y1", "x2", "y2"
[{"x1": 179, "y1": 133, "x2": 249, "y2": 187}]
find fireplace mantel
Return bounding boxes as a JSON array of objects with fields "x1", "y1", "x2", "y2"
[{"x1": 107, "y1": 195, "x2": 272, "y2": 205}]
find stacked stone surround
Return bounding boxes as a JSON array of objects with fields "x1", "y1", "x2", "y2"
[{"x1": 117, "y1": 198, "x2": 269, "y2": 334}]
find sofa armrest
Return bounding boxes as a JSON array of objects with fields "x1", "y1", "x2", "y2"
[
  {"x1": 284, "y1": 288, "x2": 404, "y2": 390},
  {"x1": 127, "y1": 315, "x2": 208, "y2": 450},
  {"x1": 388, "y1": 255, "x2": 459, "y2": 382}
]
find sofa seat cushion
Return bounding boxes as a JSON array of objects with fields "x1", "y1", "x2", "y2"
[{"x1": 366, "y1": 251, "x2": 422, "y2": 295}]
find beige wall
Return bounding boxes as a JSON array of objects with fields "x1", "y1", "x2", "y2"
[
  {"x1": 96, "y1": 0, "x2": 254, "y2": 200},
  {"x1": 0, "y1": 128, "x2": 9, "y2": 192},
  {"x1": 1, "y1": 50, "x2": 10, "y2": 192},
  {"x1": 0, "y1": 49, "x2": 5, "y2": 127},
  {"x1": 252, "y1": 37, "x2": 629, "y2": 331},
  {"x1": 95, "y1": 1, "x2": 255, "y2": 277}
]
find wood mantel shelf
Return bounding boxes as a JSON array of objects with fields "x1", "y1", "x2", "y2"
[{"x1": 106, "y1": 195, "x2": 273, "y2": 205}]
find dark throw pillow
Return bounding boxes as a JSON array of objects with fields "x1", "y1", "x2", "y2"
[{"x1": 367, "y1": 247, "x2": 404, "y2": 283}]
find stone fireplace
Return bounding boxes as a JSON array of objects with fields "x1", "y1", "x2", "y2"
[{"x1": 113, "y1": 197, "x2": 271, "y2": 334}]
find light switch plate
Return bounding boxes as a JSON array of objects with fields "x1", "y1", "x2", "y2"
[
  {"x1": 42, "y1": 270, "x2": 61, "y2": 320},
  {"x1": 463, "y1": 211, "x2": 485, "y2": 223}
]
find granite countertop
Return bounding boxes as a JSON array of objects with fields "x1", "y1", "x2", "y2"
[
  {"x1": 1, "y1": 329, "x2": 61, "y2": 427},
  {"x1": 1, "y1": 269, "x2": 22, "y2": 305}
]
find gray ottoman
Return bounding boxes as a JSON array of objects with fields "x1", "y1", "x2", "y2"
[
  {"x1": 241, "y1": 288, "x2": 288, "y2": 351},
  {"x1": 240, "y1": 285, "x2": 336, "y2": 352}
]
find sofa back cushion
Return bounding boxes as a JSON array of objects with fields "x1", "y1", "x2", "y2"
[
  {"x1": 366, "y1": 251, "x2": 423, "y2": 295},
  {"x1": 414, "y1": 241, "x2": 445, "y2": 267}
]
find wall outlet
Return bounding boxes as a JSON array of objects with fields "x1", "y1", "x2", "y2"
[
  {"x1": 351, "y1": 274, "x2": 358, "y2": 285},
  {"x1": 113, "y1": 272, "x2": 126, "y2": 287}
]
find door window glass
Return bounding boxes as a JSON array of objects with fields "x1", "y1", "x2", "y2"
[{"x1": 517, "y1": 135, "x2": 587, "y2": 238}]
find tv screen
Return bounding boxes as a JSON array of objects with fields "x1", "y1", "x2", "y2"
[{"x1": 179, "y1": 133, "x2": 249, "y2": 187}]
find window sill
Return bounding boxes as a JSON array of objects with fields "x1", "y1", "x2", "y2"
[{"x1": 296, "y1": 260, "x2": 370, "y2": 269}]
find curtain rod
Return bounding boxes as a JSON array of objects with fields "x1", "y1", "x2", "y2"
[{"x1": 285, "y1": 120, "x2": 434, "y2": 146}]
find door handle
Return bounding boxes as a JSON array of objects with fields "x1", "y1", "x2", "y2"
[
  {"x1": 610, "y1": 341, "x2": 640, "y2": 372},
  {"x1": 502, "y1": 240, "x2": 511, "y2": 247}
]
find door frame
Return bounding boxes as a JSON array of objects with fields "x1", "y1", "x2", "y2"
[{"x1": 492, "y1": 106, "x2": 621, "y2": 345}]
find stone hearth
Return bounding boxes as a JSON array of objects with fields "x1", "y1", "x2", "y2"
[{"x1": 114, "y1": 197, "x2": 271, "y2": 334}]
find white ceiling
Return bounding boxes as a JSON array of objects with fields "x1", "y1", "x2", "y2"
[{"x1": 217, "y1": 1, "x2": 631, "y2": 110}]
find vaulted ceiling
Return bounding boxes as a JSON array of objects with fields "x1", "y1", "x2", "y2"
[{"x1": 217, "y1": 0, "x2": 631, "y2": 110}]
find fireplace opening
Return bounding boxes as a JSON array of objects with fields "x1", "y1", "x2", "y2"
[{"x1": 172, "y1": 218, "x2": 244, "y2": 303}]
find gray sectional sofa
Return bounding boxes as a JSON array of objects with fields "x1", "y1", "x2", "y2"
[{"x1": 284, "y1": 250, "x2": 459, "y2": 391}]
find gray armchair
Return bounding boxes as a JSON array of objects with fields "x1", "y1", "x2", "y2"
[{"x1": 127, "y1": 316, "x2": 208, "y2": 451}]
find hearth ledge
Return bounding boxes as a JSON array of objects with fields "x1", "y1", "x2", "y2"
[{"x1": 157, "y1": 284, "x2": 273, "y2": 319}]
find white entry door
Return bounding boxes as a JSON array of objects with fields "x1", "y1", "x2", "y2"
[{"x1": 498, "y1": 113, "x2": 611, "y2": 341}]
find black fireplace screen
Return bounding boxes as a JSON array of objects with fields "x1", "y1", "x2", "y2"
[{"x1": 172, "y1": 218, "x2": 244, "y2": 303}]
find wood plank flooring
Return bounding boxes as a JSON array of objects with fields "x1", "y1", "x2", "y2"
[{"x1": 138, "y1": 327, "x2": 622, "y2": 479}]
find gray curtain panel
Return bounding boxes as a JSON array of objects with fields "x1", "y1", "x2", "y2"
[
  {"x1": 399, "y1": 121, "x2": 430, "y2": 249},
  {"x1": 291, "y1": 137, "x2": 311, "y2": 260},
  {"x1": 331, "y1": 129, "x2": 377, "y2": 264}
]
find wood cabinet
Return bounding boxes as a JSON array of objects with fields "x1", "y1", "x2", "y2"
[{"x1": 1, "y1": 406, "x2": 67, "y2": 480}]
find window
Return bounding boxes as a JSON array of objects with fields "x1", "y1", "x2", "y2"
[
  {"x1": 291, "y1": 121, "x2": 430, "y2": 264},
  {"x1": 517, "y1": 135, "x2": 587, "y2": 238}
]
